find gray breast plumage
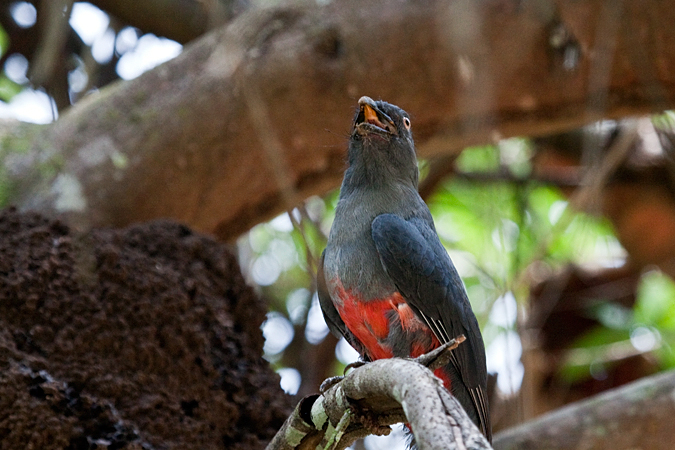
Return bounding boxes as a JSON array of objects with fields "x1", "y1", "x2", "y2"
[{"x1": 323, "y1": 183, "x2": 428, "y2": 302}]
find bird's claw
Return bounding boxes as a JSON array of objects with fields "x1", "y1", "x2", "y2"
[
  {"x1": 319, "y1": 360, "x2": 369, "y2": 394},
  {"x1": 319, "y1": 375, "x2": 344, "y2": 394},
  {"x1": 344, "y1": 360, "x2": 367, "y2": 374}
]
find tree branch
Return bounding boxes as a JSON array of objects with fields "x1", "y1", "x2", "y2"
[
  {"x1": 89, "y1": 0, "x2": 249, "y2": 43},
  {"x1": 493, "y1": 369, "x2": 675, "y2": 450},
  {"x1": 267, "y1": 337, "x2": 491, "y2": 450},
  {"x1": 4, "y1": 0, "x2": 675, "y2": 238}
]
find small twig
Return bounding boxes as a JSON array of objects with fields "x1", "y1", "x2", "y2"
[
  {"x1": 242, "y1": 77, "x2": 301, "y2": 211},
  {"x1": 286, "y1": 206, "x2": 321, "y2": 282},
  {"x1": 570, "y1": 121, "x2": 639, "y2": 213},
  {"x1": 415, "y1": 335, "x2": 466, "y2": 371}
]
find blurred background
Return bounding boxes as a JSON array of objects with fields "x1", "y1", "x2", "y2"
[
  {"x1": 3, "y1": 1, "x2": 675, "y2": 448},
  {"x1": 246, "y1": 121, "x2": 675, "y2": 447}
]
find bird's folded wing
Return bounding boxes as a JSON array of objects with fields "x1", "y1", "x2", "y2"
[{"x1": 371, "y1": 213, "x2": 491, "y2": 440}]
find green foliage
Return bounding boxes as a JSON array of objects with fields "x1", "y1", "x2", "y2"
[
  {"x1": 455, "y1": 144, "x2": 500, "y2": 173},
  {"x1": 652, "y1": 110, "x2": 675, "y2": 131},
  {"x1": 636, "y1": 271, "x2": 675, "y2": 327},
  {"x1": 0, "y1": 24, "x2": 22, "y2": 103},
  {"x1": 560, "y1": 270, "x2": 675, "y2": 383},
  {"x1": 636, "y1": 272, "x2": 675, "y2": 366},
  {"x1": 429, "y1": 141, "x2": 623, "y2": 319}
]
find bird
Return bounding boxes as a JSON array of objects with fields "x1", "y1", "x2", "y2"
[{"x1": 317, "y1": 96, "x2": 491, "y2": 442}]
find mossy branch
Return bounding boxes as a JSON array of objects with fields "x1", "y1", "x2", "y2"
[{"x1": 267, "y1": 337, "x2": 491, "y2": 450}]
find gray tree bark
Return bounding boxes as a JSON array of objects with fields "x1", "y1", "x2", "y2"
[
  {"x1": 89, "y1": 0, "x2": 249, "y2": 43},
  {"x1": 269, "y1": 347, "x2": 675, "y2": 450},
  {"x1": 268, "y1": 338, "x2": 492, "y2": 450},
  {"x1": 3, "y1": 0, "x2": 675, "y2": 239},
  {"x1": 493, "y1": 369, "x2": 675, "y2": 450}
]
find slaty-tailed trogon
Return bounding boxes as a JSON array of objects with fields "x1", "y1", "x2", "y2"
[{"x1": 317, "y1": 96, "x2": 491, "y2": 441}]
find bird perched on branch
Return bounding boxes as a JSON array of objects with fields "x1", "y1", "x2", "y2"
[{"x1": 317, "y1": 96, "x2": 491, "y2": 442}]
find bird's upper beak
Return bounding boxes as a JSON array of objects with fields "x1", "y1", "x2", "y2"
[{"x1": 354, "y1": 96, "x2": 398, "y2": 136}]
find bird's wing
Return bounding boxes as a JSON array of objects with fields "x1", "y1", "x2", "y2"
[{"x1": 371, "y1": 213, "x2": 491, "y2": 441}]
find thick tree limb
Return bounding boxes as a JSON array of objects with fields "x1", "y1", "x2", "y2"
[
  {"x1": 4, "y1": 0, "x2": 675, "y2": 238},
  {"x1": 29, "y1": 0, "x2": 73, "y2": 89},
  {"x1": 89, "y1": 0, "x2": 249, "y2": 43},
  {"x1": 493, "y1": 369, "x2": 675, "y2": 450},
  {"x1": 267, "y1": 338, "x2": 492, "y2": 450}
]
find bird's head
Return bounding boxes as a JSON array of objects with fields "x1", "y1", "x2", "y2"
[{"x1": 346, "y1": 96, "x2": 418, "y2": 188}]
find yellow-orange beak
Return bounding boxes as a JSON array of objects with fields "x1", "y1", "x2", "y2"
[
  {"x1": 355, "y1": 96, "x2": 397, "y2": 135},
  {"x1": 363, "y1": 103, "x2": 380, "y2": 126}
]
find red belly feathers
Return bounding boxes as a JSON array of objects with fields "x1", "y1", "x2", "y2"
[{"x1": 331, "y1": 280, "x2": 451, "y2": 389}]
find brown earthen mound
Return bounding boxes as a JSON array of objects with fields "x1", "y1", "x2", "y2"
[{"x1": 0, "y1": 208, "x2": 292, "y2": 450}]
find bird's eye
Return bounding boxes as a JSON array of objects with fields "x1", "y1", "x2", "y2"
[{"x1": 403, "y1": 117, "x2": 411, "y2": 130}]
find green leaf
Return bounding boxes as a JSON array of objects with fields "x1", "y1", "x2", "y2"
[
  {"x1": 592, "y1": 302, "x2": 633, "y2": 330},
  {"x1": 559, "y1": 325, "x2": 631, "y2": 383},
  {"x1": 652, "y1": 111, "x2": 675, "y2": 131},
  {"x1": 635, "y1": 271, "x2": 675, "y2": 329},
  {"x1": 0, "y1": 24, "x2": 9, "y2": 57},
  {"x1": 455, "y1": 145, "x2": 500, "y2": 173},
  {"x1": 571, "y1": 325, "x2": 630, "y2": 349},
  {"x1": 0, "y1": 75, "x2": 23, "y2": 102}
]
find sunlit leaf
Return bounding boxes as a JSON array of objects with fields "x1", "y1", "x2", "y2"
[
  {"x1": 0, "y1": 75, "x2": 22, "y2": 102},
  {"x1": 454, "y1": 145, "x2": 500, "y2": 173},
  {"x1": 635, "y1": 270, "x2": 675, "y2": 329},
  {"x1": 0, "y1": 24, "x2": 9, "y2": 57},
  {"x1": 560, "y1": 326, "x2": 631, "y2": 382},
  {"x1": 570, "y1": 325, "x2": 630, "y2": 349},
  {"x1": 558, "y1": 361, "x2": 591, "y2": 383},
  {"x1": 652, "y1": 110, "x2": 675, "y2": 131}
]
